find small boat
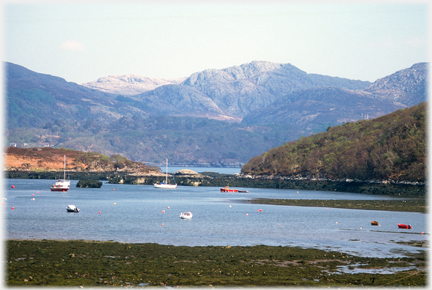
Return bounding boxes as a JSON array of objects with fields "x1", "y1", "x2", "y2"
[
  {"x1": 238, "y1": 190, "x2": 250, "y2": 193},
  {"x1": 371, "y1": 221, "x2": 379, "y2": 226},
  {"x1": 66, "y1": 205, "x2": 80, "y2": 213},
  {"x1": 180, "y1": 212, "x2": 193, "y2": 219},
  {"x1": 398, "y1": 223, "x2": 412, "y2": 229},
  {"x1": 51, "y1": 155, "x2": 70, "y2": 192},
  {"x1": 154, "y1": 159, "x2": 177, "y2": 189},
  {"x1": 220, "y1": 186, "x2": 238, "y2": 193}
]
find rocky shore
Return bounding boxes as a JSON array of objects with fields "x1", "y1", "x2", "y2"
[{"x1": 5, "y1": 169, "x2": 426, "y2": 198}]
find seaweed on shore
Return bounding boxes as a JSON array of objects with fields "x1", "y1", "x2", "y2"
[
  {"x1": 244, "y1": 198, "x2": 427, "y2": 213},
  {"x1": 6, "y1": 240, "x2": 426, "y2": 287}
]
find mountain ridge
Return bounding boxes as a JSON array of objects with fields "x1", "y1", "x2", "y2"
[
  {"x1": 241, "y1": 62, "x2": 427, "y2": 128},
  {"x1": 5, "y1": 60, "x2": 427, "y2": 166}
]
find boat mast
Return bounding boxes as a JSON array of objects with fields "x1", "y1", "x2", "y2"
[
  {"x1": 63, "y1": 155, "x2": 66, "y2": 180},
  {"x1": 165, "y1": 158, "x2": 168, "y2": 184}
]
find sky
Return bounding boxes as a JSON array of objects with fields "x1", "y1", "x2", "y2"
[{"x1": 3, "y1": 1, "x2": 429, "y2": 84}]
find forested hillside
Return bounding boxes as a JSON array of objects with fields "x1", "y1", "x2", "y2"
[{"x1": 242, "y1": 103, "x2": 426, "y2": 182}]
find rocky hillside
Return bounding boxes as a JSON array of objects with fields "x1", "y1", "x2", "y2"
[
  {"x1": 363, "y1": 62, "x2": 427, "y2": 106},
  {"x1": 241, "y1": 63, "x2": 427, "y2": 128},
  {"x1": 81, "y1": 75, "x2": 186, "y2": 95},
  {"x1": 242, "y1": 102, "x2": 426, "y2": 183},
  {"x1": 133, "y1": 61, "x2": 371, "y2": 120}
]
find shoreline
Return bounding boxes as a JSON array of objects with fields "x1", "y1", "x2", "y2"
[{"x1": 5, "y1": 170, "x2": 426, "y2": 198}]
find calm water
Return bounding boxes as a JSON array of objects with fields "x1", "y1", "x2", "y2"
[
  {"x1": 4, "y1": 178, "x2": 428, "y2": 258},
  {"x1": 168, "y1": 166, "x2": 241, "y2": 174}
]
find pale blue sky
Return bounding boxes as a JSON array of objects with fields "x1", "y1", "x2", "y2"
[{"x1": 4, "y1": 1, "x2": 429, "y2": 84}]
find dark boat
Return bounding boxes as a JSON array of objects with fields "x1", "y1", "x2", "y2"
[{"x1": 371, "y1": 221, "x2": 379, "y2": 226}]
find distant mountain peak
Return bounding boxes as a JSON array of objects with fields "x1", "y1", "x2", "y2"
[{"x1": 81, "y1": 74, "x2": 186, "y2": 95}]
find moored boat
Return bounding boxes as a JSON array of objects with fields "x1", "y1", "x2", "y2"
[
  {"x1": 154, "y1": 159, "x2": 177, "y2": 189},
  {"x1": 220, "y1": 186, "x2": 238, "y2": 192},
  {"x1": 66, "y1": 205, "x2": 79, "y2": 213},
  {"x1": 371, "y1": 221, "x2": 379, "y2": 226},
  {"x1": 51, "y1": 155, "x2": 70, "y2": 192},
  {"x1": 180, "y1": 212, "x2": 193, "y2": 219},
  {"x1": 398, "y1": 223, "x2": 412, "y2": 229}
]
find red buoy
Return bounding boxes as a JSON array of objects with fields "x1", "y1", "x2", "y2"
[
  {"x1": 11, "y1": 185, "x2": 15, "y2": 189},
  {"x1": 98, "y1": 211, "x2": 101, "y2": 214},
  {"x1": 161, "y1": 210, "x2": 165, "y2": 213},
  {"x1": 161, "y1": 223, "x2": 164, "y2": 226},
  {"x1": 11, "y1": 207, "x2": 14, "y2": 210}
]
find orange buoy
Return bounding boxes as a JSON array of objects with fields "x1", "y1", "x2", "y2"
[
  {"x1": 161, "y1": 210, "x2": 165, "y2": 213},
  {"x1": 246, "y1": 213, "x2": 248, "y2": 216},
  {"x1": 161, "y1": 223, "x2": 164, "y2": 226},
  {"x1": 113, "y1": 188, "x2": 115, "y2": 191},
  {"x1": 167, "y1": 206, "x2": 170, "y2": 209},
  {"x1": 11, "y1": 185, "x2": 15, "y2": 188}
]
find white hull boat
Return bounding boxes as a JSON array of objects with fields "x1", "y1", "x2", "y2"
[
  {"x1": 180, "y1": 212, "x2": 193, "y2": 219},
  {"x1": 51, "y1": 155, "x2": 70, "y2": 192},
  {"x1": 154, "y1": 183, "x2": 177, "y2": 189},
  {"x1": 154, "y1": 158, "x2": 177, "y2": 189},
  {"x1": 66, "y1": 205, "x2": 80, "y2": 213}
]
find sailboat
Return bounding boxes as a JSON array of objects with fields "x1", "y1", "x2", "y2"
[
  {"x1": 50, "y1": 155, "x2": 71, "y2": 192},
  {"x1": 154, "y1": 159, "x2": 177, "y2": 189}
]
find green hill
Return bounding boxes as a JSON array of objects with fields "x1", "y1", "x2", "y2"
[{"x1": 241, "y1": 103, "x2": 426, "y2": 183}]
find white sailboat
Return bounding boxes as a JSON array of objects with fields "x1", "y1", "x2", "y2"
[
  {"x1": 50, "y1": 155, "x2": 71, "y2": 192},
  {"x1": 154, "y1": 159, "x2": 177, "y2": 189}
]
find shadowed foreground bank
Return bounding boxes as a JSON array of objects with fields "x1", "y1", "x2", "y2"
[{"x1": 6, "y1": 240, "x2": 426, "y2": 287}]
